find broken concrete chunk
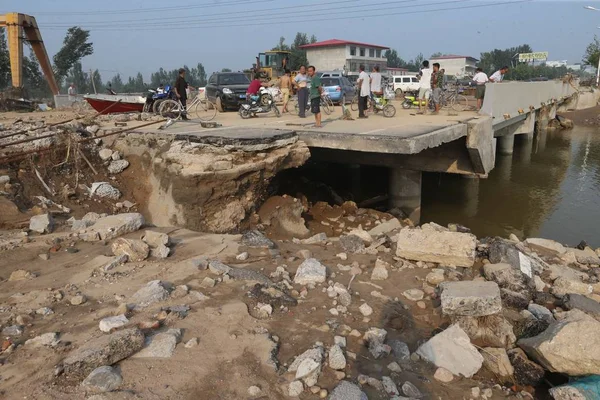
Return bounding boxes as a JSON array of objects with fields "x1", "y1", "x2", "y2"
[
  {"x1": 61, "y1": 328, "x2": 145, "y2": 379},
  {"x1": 483, "y1": 263, "x2": 529, "y2": 291},
  {"x1": 129, "y1": 280, "x2": 170, "y2": 310},
  {"x1": 518, "y1": 310, "x2": 600, "y2": 375},
  {"x1": 150, "y1": 244, "x2": 170, "y2": 259},
  {"x1": 29, "y1": 213, "x2": 54, "y2": 234},
  {"x1": 481, "y1": 347, "x2": 514, "y2": 378},
  {"x1": 440, "y1": 281, "x2": 502, "y2": 317},
  {"x1": 9, "y1": 269, "x2": 36, "y2": 281},
  {"x1": 563, "y1": 293, "x2": 600, "y2": 319},
  {"x1": 328, "y1": 344, "x2": 346, "y2": 370},
  {"x1": 300, "y1": 232, "x2": 327, "y2": 245},
  {"x1": 241, "y1": 230, "x2": 276, "y2": 248},
  {"x1": 142, "y1": 230, "x2": 169, "y2": 247},
  {"x1": 87, "y1": 213, "x2": 145, "y2": 241},
  {"x1": 507, "y1": 348, "x2": 545, "y2": 386},
  {"x1": 571, "y1": 247, "x2": 600, "y2": 265},
  {"x1": 551, "y1": 276, "x2": 592, "y2": 297},
  {"x1": 396, "y1": 228, "x2": 476, "y2": 267},
  {"x1": 99, "y1": 315, "x2": 129, "y2": 333},
  {"x1": 111, "y1": 238, "x2": 149, "y2": 262},
  {"x1": 107, "y1": 159, "x2": 129, "y2": 174},
  {"x1": 293, "y1": 258, "x2": 326, "y2": 285},
  {"x1": 132, "y1": 330, "x2": 180, "y2": 358},
  {"x1": 25, "y1": 332, "x2": 60, "y2": 347},
  {"x1": 91, "y1": 182, "x2": 121, "y2": 200},
  {"x1": 81, "y1": 366, "x2": 123, "y2": 393},
  {"x1": 416, "y1": 324, "x2": 483, "y2": 378},
  {"x1": 367, "y1": 217, "x2": 401, "y2": 237},
  {"x1": 488, "y1": 239, "x2": 535, "y2": 277},
  {"x1": 525, "y1": 238, "x2": 566, "y2": 254},
  {"x1": 208, "y1": 259, "x2": 232, "y2": 275},
  {"x1": 454, "y1": 315, "x2": 516, "y2": 348},
  {"x1": 98, "y1": 149, "x2": 113, "y2": 161},
  {"x1": 328, "y1": 381, "x2": 368, "y2": 400},
  {"x1": 371, "y1": 258, "x2": 389, "y2": 281}
]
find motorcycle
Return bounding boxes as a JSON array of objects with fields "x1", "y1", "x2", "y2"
[
  {"x1": 239, "y1": 88, "x2": 280, "y2": 119},
  {"x1": 143, "y1": 84, "x2": 173, "y2": 114},
  {"x1": 401, "y1": 90, "x2": 434, "y2": 110}
]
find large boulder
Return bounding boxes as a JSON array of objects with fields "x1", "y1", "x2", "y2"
[
  {"x1": 518, "y1": 310, "x2": 600, "y2": 375},
  {"x1": 29, "y1": 213, "x2": 54, "y2": 234},
  {"x1": 396, "y1": 227, "x2": 476, "y2": 267},
  {"x1": 440, "y1": 281, "x2": 502, "y2": 317},
  {"x1": 61, "y1": 329, "x2": 145, "y2": 379},
  {"x1": 111, "y1": 238, "x2": 149, "y2": 262},
  {"x1": 416, "y1": 324, "x2": 483, "y2": 378},
  {"x1": 483, "y1": 263, "x2": 529, "y2": 291},
  {"x1": 563, "y1": 293, "x2": 600, "y2": 320},
  {"x1": 85, "y1": 213, "x2": 145, "y2": 241}
]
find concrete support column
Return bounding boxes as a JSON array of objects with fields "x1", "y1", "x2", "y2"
[
  {"x1": 537, "y1": 107, "x2": 549, "y2": 133},
  {"x1": 462, "y1": 175, "x2": 480, "y2": 218},
  {"x1": 519, "y1": 134, "x2": 534, "y2": 164},
  {"x1": 498, "y1": 134, "x2": 515, "y2": 155},
  {"x1": 389, "y1": 168, "x2": 422, "y2": 224}
]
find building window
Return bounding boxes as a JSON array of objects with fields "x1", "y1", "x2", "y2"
[
  {"x1": 369, "y1": 48, "x2": 375, "y2": 58},
  {"x1": 350, "y1": 46, "x2": 356, "y2": 56},
  {"x1": 376, "y1": 49, "x2": 381, "y2": 58},
  {"x1": 360, "y1": 47, "x2": 365, "y2": 57}
]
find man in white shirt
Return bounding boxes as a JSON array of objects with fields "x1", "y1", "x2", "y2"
[
  {"x1": 472, "y1": 67, "x2": 489, "y2": 110},
  {"x1": 369, "y1": 65, "x2": 382, "y2": 112},
  {"x1": 357, "y1": 64, "x2": 370, "y2": 119},
  {"x1": 68, "y1": 83, "x2": 76, "y2": 101},
  {"x1": 489, "y1": 66, "x2": 509, "y2": 83},
  {"x1": 417, "y1": 60, "x2": 432, "y2": 114}
]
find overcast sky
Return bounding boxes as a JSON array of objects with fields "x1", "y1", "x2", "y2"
[{"x1": 3, "y1": 0, "x2": 597, "y2": 81}]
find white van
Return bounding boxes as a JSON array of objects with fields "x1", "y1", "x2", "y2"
[{"x1": 391, "y1": 75, "x2": 420, "y2": 96}]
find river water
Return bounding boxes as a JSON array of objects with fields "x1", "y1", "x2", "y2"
[{"x1": 422, "y1": 126, "x2": 600, "y2": 248}]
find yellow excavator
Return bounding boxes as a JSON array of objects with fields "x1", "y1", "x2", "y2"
[{"x1": 0, "y1": 13, "x2": 59, "y2": 96}]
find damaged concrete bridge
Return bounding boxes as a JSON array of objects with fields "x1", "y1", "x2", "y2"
[{"x1": 132, "y1": 80, "x2": 594, "y2": 225}]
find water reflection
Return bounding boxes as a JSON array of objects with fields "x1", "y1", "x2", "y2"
[{"x1": 422, "y1": 126, "x2": 600, "y2": 247}]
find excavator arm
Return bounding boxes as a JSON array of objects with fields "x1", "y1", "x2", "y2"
[{"x1": 0, "y1": 13, "x2": 59, "y2": 95}]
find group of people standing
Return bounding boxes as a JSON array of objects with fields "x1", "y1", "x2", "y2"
[
  {"x1": 415, "y1": 60, "x2": 445, "y2": 115},
  {"x1": 472, "y1": 65, "x2": 509, "y2": 110}
]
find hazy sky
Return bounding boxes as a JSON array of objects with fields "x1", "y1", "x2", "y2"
[{"x1": 3, "y1": 0, "x2": 598, "y2": 81}]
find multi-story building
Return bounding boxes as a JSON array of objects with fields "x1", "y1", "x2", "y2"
[
  {"x1": 428, "y1": 55, "x2": 478, "y2": 77},
  {"x1": 299, "y1": 39, "x2": 389, "y2": 73}
]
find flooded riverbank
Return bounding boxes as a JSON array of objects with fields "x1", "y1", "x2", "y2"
[{"x1": 423, "y1": 125, "x2": 600, "y2": 247}]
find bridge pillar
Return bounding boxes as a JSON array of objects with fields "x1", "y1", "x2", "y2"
[
  {"x1": 517, "y1": 112, "x2": 536, "y2": 139},
  {"x1": 537, "y1": 105, "x2": 550, "y2": 132},
  {"x1": 462, "y1": 175, "x2": 480, "y2": 218},
  {"x1": 389, "y1": 168, "x2": 421, "y2": 224},
  {"x1": 498, "y1": 133, "x2": 515, "y2": 155}
]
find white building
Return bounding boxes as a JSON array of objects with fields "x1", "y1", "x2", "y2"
[
  {"x1": 429, "y1": 55, "x2": 478, "y2": 77},
  {"x1": 299, "y1": 39, "x2": 389, "y2": 73},
  {"x1": 546, "y1": 60, "x2": 568, "y2": 67}
]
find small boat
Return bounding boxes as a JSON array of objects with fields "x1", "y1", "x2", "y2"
[{"x1": 83, "y1": 93, "x2": 146, "y2": 114}]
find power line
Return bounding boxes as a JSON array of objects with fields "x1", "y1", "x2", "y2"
[
  {"x1": 39, "y1": 0, "x2": 532, "y2": 32},
  {"x1": 28, "y1": 0, "x2": 275, "y2": 16},
  {"x1": 38, "y1": 0, "x2": 465, "y2": 28}
]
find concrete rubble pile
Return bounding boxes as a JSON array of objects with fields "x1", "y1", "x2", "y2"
[{"x1": 2, "y1": 177, "x2": 600, "y2": 399}]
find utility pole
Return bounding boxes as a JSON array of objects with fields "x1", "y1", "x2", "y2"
[{"x1": 90, "y1": 69, "x2": 97, "y2": 94}]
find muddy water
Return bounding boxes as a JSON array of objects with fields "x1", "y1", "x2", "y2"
[{"x1": 422, "y1": 126, "x2": 600, "y2": 247}]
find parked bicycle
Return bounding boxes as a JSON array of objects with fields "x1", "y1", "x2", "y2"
[
  {"x1": 159, "y1": 90, "x2": 217, "y2": 121},
  {"x1": 294, "y1": 92, "x2": 333, "y2": 115}
]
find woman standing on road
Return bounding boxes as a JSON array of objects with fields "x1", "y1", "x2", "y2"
[{"x1": 294, "y1": 65, "x2": 309, "y2": 118}]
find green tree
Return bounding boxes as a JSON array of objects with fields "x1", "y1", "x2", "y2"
[
  {"x1": 64, "y1": 62, "x2": 89, "y2": 94},
  {"x1": 583, "y1": 36, "x2": 600, "y2": 69},
  {"x1": 110, "y1": 73, "x2": 124, "y2": 92},
  {"x1": 91, "y1": 69, "x2": 103, "y2": 93},
  {"x1": 272, "y1": 36, "x2": 290, "y2": 51},
  {"x1": 0, "y1": 28, "x2": 10, "y2": 90},
  {"x1": 53, "y1": 27, "x2": 94, "y2": 86},
  {"x1": 221, "y1": 68, "x2": 232, "y2": 72},
  {"x1": 188, "y1": 63, "x2": 207, "y2": 87},
  {"x1": 310, "y1": 35, "x2": 317, "y2": 44},
  {"x1": 22, "y1": 49, "x2": 51, "y2": 98},
  {"x1": 478, "y1": 44, "x2": 532, "y2": 75},
  {"x1": 385, "y1": 49, "x2": 404, "y2": 68},
  {"x1": 430, "y1": 52, "x2": 443, "y2": 58}
]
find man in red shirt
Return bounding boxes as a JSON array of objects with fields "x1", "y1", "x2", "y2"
[{"x1": 247, "y1": 77, "x2": 262, "y2": 103}]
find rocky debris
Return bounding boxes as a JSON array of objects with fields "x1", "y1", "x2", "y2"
[
  {"x1": 396, "y1": 226, "x2": 476, "y2": 267},
  {"x1": 99, "y1": 149, "x2": 114, "y2": 161},
  {"x1": 111, "y1": 238, "x2": 149, "y2": 262},
  {"x1": 527, "y1": 304, "x2": 555, "y2": 325},
  {"x1": 501, "y1": 288, "x2": 531, "y2": 309},
  {"x1": 25, "y1": 332, "x2": 60, "y2": 347},
  {"x1": 525, "y1": 237, "x2": 567, "y2": 254},
  {"x1": 151, "y1": 244, "x2": 170, "y2": 259},
  {"x1": 300, "y1": 232, "x2": 327, "y2": 245},
  {"x1": 184, "y1": 338, "x2": 199, "y2": 348},
  {"x1": 0, "y1": 175, "x2": 10, "y2": 184},
  {"x1": 416, "y1": 324, "x2": 483, "y2": 378},
  {"x1": 481, "y1": 347, "x2": 514, "y2": 378},
  {"x1": 85, "y1": 213, "x2": 145, "y2": 241},
  {"x1": 247, "y1": 385, "x2": 262, "y2": 398},
  {"x1": 389, "y1": 340, "x2": 410, "y2": 361},
  {"x1": 507, "y1": 348, "x2": 545, "y2": 386},
  {"x1": 99, "y1": 315, "x2": 129, "y2": 333},
  {"x1": 367, "y1": 217, "x2": 402, "y2": 237},
  {"x1": 242, "y1": 230, "x2": 276, "y2": 249},
  {"x1": 258, "y1": 195, "x2": 309, "y2": 238},
  {"x1": 348, "y1": 227, "x2": 373, "y2": 245},
  {"x1": 488, "y1": 238, "x2": 536, "y2": 278},
  {"x1": 551, "y1": 276, "x2": 592, "y2": 297},
  {"x1": 339, "y1": 234, "x2": 365, "y2": 253},
  {"x1": 29, "y1": 213, "x2": 54, "y2": 234},
  {"x1": 549, "y1": 376, "x2": 600, "y2": 400},
  {"x1": 426, "y1": 268, "x2": 446, "y2": 286},
  {"x1": 129, "y1": 280, "x2": 170, "y2": 310},
  {"x1": 108, "y1": 160, "x2": 129, "y2": 174},
  {"x1": 454, "y1": 315, "x2": 516, "y2": 348},
  {"x1": 402, "y1": 381, "x2": 422, "y2": 398},
  {"x1": 142, "y1": 230, "x2": 169, "y2": 247},
  {"x1": 563, "y1": 293, "x2": 600, "y2": 319},
  {"x1": 91, "y1": 182, "x2": 122, "y2": 200},
  {"x1": 433, "y1": 367, "x2": 454, "y2": 383},
  {"x1": 364, "y1": 327, "x2": 391, "y2": 359},
  {"x1": 359, "y1": 303, "x2": 373, "y2": 317},
  {"x1": 290, "y1": 346, "x2": 324, "y2": 387},
  {"x1": 288, "y1": 380, "x2": 303, "y2": 397},
  {"x1": 9, "y1": 269, "x2": 36, "y2": 281},
  {"x1": 371, "y1": 258, "x2": 389, "y2": 280},
  {"x1": 328, "y1": 381, "x2": 368, "y2": 400},
  {"x1": 70, "y1": 294, "x2": 87, "y2": 306},
  {"x1": 483, "y1": 263, "x2": 529, "y2": 291},
  {"x1": 201, "y1": 277, "x2": 216, "y2": 288},
  {"x1": 294, "y1": 258, "x2": 326, "y2": 285},
  {"x1": 2, "y1": 325, "x2": 23, "y2": 336},
  {"x1": 518, "y1": 310, "x2": 600, "y2": 375},
  {"x1": 402, "y1": 288, "x2": 424, "y2": 301},
  {"x1": 328, "y1": 344, "x2": 346, "y2": 370},
  {"x1": 382, "y1": 376, "x2": 399, "y2": 396},
  {"x1": 208, "y1": 259, "x2": 232, "y2": 275},
  {"x1": 81, "y1": 366, "x2": 123, "y2": 393},
  {"x1": 572, "y1": 247, "x2": 600, "y2": 265},
  {"x1": 61, "y1": 328, "x2": 145, "y2": 379},
  {"x1": 132, "y1": 329, "x2": 181, "y2": 358},
  {"x1": 440, "y1": 281, "x2": 502, "y2": 317},
  {"x1": 102, "y1": 254, "x2": 129, "y2": 272}
]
